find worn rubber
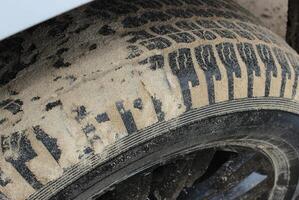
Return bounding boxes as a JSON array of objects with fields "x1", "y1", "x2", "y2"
[{"x1": 0, "y1": 0, "x2": 299, "y2": 199}]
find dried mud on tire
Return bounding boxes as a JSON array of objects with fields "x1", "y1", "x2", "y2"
[{"x1": 0, "y1": 0, "x2": 299, "y2": 199}]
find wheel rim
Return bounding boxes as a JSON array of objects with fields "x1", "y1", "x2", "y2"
[{"x1": 93, "y1": 146, "x2": 276, "y2": 200}]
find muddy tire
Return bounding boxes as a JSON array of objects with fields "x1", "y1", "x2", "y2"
[{"x1": 1, "y1": 0, "x2": 299, "y2": 199}]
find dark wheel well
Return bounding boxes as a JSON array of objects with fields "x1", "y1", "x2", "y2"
[{"x1": 287, "y1": 0, "x2": 299, "y2": 53}]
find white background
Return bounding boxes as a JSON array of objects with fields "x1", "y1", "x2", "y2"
[{"x1": 0, "y1": 0, "x2": 92, "y2": 40}]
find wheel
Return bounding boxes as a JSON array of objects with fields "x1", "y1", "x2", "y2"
[{"x1": 0, "y1": 0, "x2": 299, "y2": 199}]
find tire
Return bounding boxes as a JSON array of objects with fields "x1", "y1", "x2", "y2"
[{"x1": 0, "y1": 0, "x2": 299, "y2": 199}]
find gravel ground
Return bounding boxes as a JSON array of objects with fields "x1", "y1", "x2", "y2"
[{"x1": 235, "y1": 0, "x2": 288, "y2": 38}]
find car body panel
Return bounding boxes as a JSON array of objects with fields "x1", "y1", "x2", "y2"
[{"x1": 0, "y1": 0, "x2": 92, "y2": 40}]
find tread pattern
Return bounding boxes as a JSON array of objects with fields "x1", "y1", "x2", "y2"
[
  {"x1": 0, "y1": 0, "x2": 298, "y2": 199},
  {"x1": 30, "y1": 97, "x2": 299, "y2": 200},
  {"x1": 123, "y1": 19, "x2": 291, "y2": 60}
]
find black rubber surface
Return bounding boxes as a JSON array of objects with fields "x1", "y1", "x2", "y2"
[{"x1": 50, "y1": 109, "x2": 299, "y2": 200}]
